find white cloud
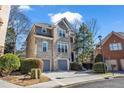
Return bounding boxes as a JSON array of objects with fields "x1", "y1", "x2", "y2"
[
  {"x1": 48, "y1": 11, "x2": 83, "y2": 24},
  {"x1": 18, "y1": 5, "x2": 32, "y2": 11}
]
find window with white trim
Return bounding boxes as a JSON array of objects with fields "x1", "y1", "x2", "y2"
[
  {"x1": 42, "y1": 41, "x2": 48, "y2": 52},
  {"x1": 57, "y1": 28, "x2": 65, "y2": 37},
  {"x1": 57, "y1": 43, "x2": 68, "y2": 53},
  {"x1": 109, "y1": 43, "x2": 122, "y2": 51}
]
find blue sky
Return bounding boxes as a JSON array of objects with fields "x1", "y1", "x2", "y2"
[{"x1": 18, "y1": 5, "x2": 124, "y2": 49}]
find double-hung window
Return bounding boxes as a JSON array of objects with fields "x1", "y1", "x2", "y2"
[
  {"x1": 58, "y1": 28, "x2": 65, "y2": 37},
  {"x1": 42, "y1": 41, "x2": 48, "y2": 52},
  {"x1": 57, "y1": 43, "x2": 68, "y2": 53}
]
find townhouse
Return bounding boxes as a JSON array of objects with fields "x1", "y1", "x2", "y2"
[
  {"x1": 26, "y1": 18, "x2": 76, "y2": 71},
  {"x1": 96, "y1": 31, "x2": 124, "y2": 71}
]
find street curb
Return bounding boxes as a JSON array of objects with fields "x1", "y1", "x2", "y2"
[
  {"x1": 57, "y1": 78, "x2": 106, "y2": 88},
  {"x1": 58, "y1": 75, "x2": 123, "y2": 88}
]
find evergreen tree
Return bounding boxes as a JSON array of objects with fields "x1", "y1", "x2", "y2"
[{"x1": 74, "y1": 23, "x2": 94, "y2": 63}]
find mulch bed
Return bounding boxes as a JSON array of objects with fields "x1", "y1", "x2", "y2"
[{"x1": 0, "y1": 72, "x2": 50, "y2": 86}]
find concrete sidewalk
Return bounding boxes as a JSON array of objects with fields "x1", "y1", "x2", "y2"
[
  {"x1": 0, "y1": 79, "x2": 22, "y2": 88},
  {"x1": 0, "y1": 72, "x2": 121, "y2": 88},
  {"x1": 28, "y1": 74, "x2": 111, "y2": 88}
]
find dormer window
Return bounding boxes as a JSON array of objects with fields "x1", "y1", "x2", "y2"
[
  {"x1": 42, "y1": 28, "x2": 47, "y2": 33},
  {"x1": 36, "y1": 26, "x2": 48, "y2": 35}
]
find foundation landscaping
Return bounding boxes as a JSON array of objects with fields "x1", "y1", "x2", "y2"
[{"x1": 0, "y1": 53, "x2": 50, "y2": 87}]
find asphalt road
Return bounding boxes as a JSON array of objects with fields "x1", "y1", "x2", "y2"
[{"x1": 69, "y1": 78, "x2": 124, "y2": 88}]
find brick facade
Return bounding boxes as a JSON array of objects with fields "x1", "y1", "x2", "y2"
[{"x1": 96, "y1": 32, "x2": 124, "y2": 70}]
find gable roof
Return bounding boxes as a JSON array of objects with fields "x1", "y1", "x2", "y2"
[
  {"x1": 55, "y1": 17, "x2": 75, "y2": 31},
  {"x1": 34, "y1": 23, "x2": 55, "y2": 28},
  {"x1": 98, "y1": 31, "x2": 124, "y2": 46}
]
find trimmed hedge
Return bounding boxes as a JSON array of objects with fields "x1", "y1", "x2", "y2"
[
  {"x1": 70, "y1": 62, "x2": 82, "y2": 71},
  {"x1": 31, "y1": 68, "x2": 41, "y2": 79},
  {"x1": 93, "y1": 62, "x2": 107, "y2": 73},
  {"x1": 0, "y1": 53, "x2": 20, "y2": 76},
  {"x1": 20, "y1": 58, "x2": 43, "y2": 74}
]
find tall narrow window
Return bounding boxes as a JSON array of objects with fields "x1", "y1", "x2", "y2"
[
  {"x1": 57, "y1": 43, "x2": 68, "y2": 53},
  {"x1": 62, "y1": 44, "x2": 65, "y2": 52},
  {"x1": 57, "y1": 44, "x2": 61, "y2": 52},
  {"x1": 42, "y1": 41, "x2": 48, "y2": 52},
  {"x1": 65, "y1": 44, "x2": 68, "y2": 53}
]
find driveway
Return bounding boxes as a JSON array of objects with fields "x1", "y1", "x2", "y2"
[
  {"x1": 69, "y1": 77, "x2": 124, "y2": 88},
  {"x1": 42, "y1": 71, "x2": 106, "y2": 87},
  {"x1": 43, "y1": 71, "x2": 91, "y2": 79}
]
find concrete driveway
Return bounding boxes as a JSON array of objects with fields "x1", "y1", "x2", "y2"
[
  {"x1": 43, "y1": 71, "x2": 91, "y2": 79},
  {"x1": 42, "y1": 71, "x2": 104, "y2": 87}
]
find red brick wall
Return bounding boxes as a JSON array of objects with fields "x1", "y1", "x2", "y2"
[
  {"x1": 102, "y1": 33, "x2": 124, "y2": 60},
  {"x1": 95, "y1": 33, "x2": 124, "y2": 70}
]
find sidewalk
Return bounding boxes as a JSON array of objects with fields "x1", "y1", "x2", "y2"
[
  {"x1": 0, "y1": 73, "x2": 121, "y2": 88},
  {"x1": 28, "y1": 74, "x2": 114, "y2": 88},
  {"x1": 0, "y1": 79, "x2": 22, "y2": 88}
]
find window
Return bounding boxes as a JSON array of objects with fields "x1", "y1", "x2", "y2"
[
  {"x1": 57, "y1": 43, "x2": 68, "y2": 53},
  {"x1": 62, "y1": 44, "x2": 64, "y2": 52},
  {"x1": 65, "y1": 44, "x2": 68, "y2": 53},
  {"x1": 70, "y1": 37, "x2": 74, "y2": 43},
  {"x1": 57, "y1": 44, "x2": 61, "y2": 52},
  {"x1": 42, "y1": 28, "x2": 47, "y2": 33},
  {"x1": 58, "y1": 28, "x2": 65, "y2": 37},
  {"x1": 36, "y1": 27, "x2": 47, "y2": 35},
  {"x1": 42, "y1": 41, "x2": 48, "y2": 52},
  {"x1": 109, "y1": 43, "x2": 122, "y2": 51}
]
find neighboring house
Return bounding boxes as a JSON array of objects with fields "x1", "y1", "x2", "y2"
[
  {"x1": 95, "y1": 31, "x2": 124, "y2": 71},
  {"x1": 0, "y1": 5, "x2": 11, "y2": 56},
  {"x1": 26, "y1": 18, "x2": 75, "y2": 71}
]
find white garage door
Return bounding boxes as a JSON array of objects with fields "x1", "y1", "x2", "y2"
[
  {"x1": 106, "y1": 60, "x2": 118, "y2": 71},
  {"x1": 120, "y1": 59, "x2": 124, "y2": 70}
]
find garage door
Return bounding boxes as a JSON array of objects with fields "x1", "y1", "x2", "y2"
[
  {"x1": 58, "y1": 60, "x2": 68, "y2": 71},
  {"x1": 43, "y1": 60, "x2": 50, "y2": 72},
  {"x1": 106, "y1": 60, "x2": 118, "y2": 71},
  {"x1": 120, "y1": 59, "x2": 124, "y2": 70}
]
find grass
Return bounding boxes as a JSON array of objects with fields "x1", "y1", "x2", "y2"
[{"x1": 0, "y1": 72, "x2": 50, "y2": 86}]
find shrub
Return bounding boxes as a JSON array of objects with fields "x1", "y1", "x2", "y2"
[
  {"x1": 0, "y1": 53, "x2": 20, "y2": 76},
  {"x1": 95, "y1": 54, "x2": 104, "y2": 62},
  {"x1": 31, "y1": 68, "x2": 41, "y2": 79},
  {"x1": 93, "y1": 62, "x2": 107, "y2": 73},
  {"x1": 70, "y1": 62, "x2": 82, "y2": 71},
  {"x1": 20, "y1": 58, "x2": 43, "y2": 74}
]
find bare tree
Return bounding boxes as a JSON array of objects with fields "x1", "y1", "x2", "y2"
[
  {"x1": 72, "y1": 19, "x2": 82, "y2": 32},
  {"x1": 86, "y1": 18, "x2": 100, "y2": 45},
  {"x1": 7, "y1": 6, "x2": 31, "y2": 53},
  {"x1": 86, "y1": 18, "x2": 100, "y2": 62}
]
